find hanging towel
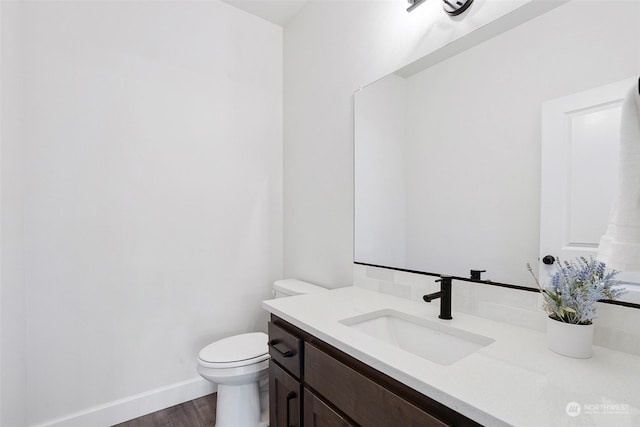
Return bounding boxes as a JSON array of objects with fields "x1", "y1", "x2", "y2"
[{"x1": 598, "y1": 78, "x2": 640, "y2": 271}]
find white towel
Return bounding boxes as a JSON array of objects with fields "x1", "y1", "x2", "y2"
[{"x1": 598, "y1": 79, "x2": 640, "y2": 271}]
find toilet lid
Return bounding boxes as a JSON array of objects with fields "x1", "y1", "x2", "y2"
[
  {"x1": 273, "y1": 279, "x2": 327, "y2": 296},
  {"x1": 198, "y1": 332, "x2": 268, "y2": 364}
]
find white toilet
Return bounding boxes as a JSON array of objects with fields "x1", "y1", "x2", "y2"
[{"x1": 197, "y1": 279, "x2": 327, "y2": 427}]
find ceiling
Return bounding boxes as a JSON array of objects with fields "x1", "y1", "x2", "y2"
[{"x1": 221, "y1": 0, "x2": 310, "y2": 26}]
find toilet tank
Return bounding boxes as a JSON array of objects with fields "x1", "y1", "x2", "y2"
[{"x1": 273, "y1": 279, "x2": 327, "y2": 298}]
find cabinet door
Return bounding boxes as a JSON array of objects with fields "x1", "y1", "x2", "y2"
[
  {"x1": 304, "y1": 389, "x2": 355, "y2": 427},
  {"x1": 270, "y1": 361, "x2": 302, "y2": 427}
]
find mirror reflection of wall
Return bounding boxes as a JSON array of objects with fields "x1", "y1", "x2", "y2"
[
  {"x1": 355, "y1": 75, "x2": 407, "y2": 268},
  {"x1": 354, "y1": 0, "x2": 640, "y2": 288}
]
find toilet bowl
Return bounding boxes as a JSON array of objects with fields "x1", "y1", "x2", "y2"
[
  {"x1": 197, "y1": 279, "x2": 327, "y2": 427},
  {"x1": 198, "y1": 332, "x2": 270, "y2": 427}
]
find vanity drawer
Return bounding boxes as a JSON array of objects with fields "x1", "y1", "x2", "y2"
[
  {"x1": 304, "y1": 343, "x2": 450, "y2": 427},
  {"x1": 268, "y1": 321, "x2": 302, "y2": 378}
]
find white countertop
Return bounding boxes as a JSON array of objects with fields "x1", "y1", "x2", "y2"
[{"x1": 262, "y1": 286, "x2": 640, "y2": 427}]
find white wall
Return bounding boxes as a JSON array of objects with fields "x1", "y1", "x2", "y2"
[
  {"x1": 354, "y1": 74, "x2": 407, "y2": 267},
  {"x1": 9, "y1": 1, "x2": 282, "y2": 425},
  {"x1": 1, "y1": 1, "x2": 26, "y2": 426},
  {"x1": 283, "y1": 0, "x2": 555, "y2": 287}
]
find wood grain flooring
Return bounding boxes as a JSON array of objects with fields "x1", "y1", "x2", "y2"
[{"x1": 112, "y1": 393, "x2": 217, "y2": 427}]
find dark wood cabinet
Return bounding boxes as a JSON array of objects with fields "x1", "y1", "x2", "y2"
[
  {"x1": 268, "y1": 321, "x2": 302, "y2": 378},
  {"x1": 305, "y1": 342, "x2": 448, "y2": 427},
  {"x1": 303, "y1": 389, "x2": 355, "y2": 427},
  {"x1": 268, "y1": 315, "x2": 481, "y2": 427},
  {"x1": 269, "y1": 361, "x2": 302, "y2": 427}
]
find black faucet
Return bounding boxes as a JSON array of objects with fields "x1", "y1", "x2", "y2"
[{"x1": 423, "y1": 275, "x2": 453, "y2": 320}]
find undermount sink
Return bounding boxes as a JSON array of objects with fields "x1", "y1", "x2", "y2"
[{"x1": 339, "y1": 309, "x2": 494, "y2": 365}]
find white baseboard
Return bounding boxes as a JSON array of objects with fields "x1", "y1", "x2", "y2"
[{"x1": 33, "y1": 377, "x2": 216, "y2": 427}]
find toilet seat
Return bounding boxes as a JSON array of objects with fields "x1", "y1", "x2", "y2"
[
  {"x1": 198, "y1": 332, "x2": 269, "y2": 369},
  {"x1": 198, "y1": 353, "x2": 269, "y2": 369}
]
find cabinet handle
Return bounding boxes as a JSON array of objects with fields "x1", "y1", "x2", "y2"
[
  {"x1": 286, "y1": 390, "x2": 297, "y2": 427},
  {"x1": 270, "y1": 340, "x2": 294, "y2": 358}
]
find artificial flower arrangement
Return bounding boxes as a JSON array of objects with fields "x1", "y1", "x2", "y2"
[{"x1": 527, "y1": 256, "x2": 626, "y2": 325}]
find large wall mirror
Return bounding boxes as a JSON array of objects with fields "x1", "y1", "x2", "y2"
[{"x1": 354, "y1": 1, "x2": 640, "y2": 294}]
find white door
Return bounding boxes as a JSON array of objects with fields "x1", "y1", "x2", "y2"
[{"x1": 540, "y1": 78, "x2": 636, "y2": 284}]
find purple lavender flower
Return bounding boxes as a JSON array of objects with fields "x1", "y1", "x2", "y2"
[{"x1": 527, "y1": 257, "x2": 626, "y2": 325}]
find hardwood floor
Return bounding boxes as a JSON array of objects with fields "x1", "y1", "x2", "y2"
[{"x1": 112, "y1": 393, "x2": 217, "y2": 427}]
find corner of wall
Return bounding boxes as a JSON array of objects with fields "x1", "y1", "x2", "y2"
[{"x1": 1, "y1": 0, "x2": 27, "y2": 425}]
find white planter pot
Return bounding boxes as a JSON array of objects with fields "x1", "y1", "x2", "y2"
[{"x1": 546, "y1": 317, "x2": 594, "y2": 359}]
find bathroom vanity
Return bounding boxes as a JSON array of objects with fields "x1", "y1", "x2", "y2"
[
  {"x1": 263, "y1": 287, "x2": 640, "y2": 426},
  {"x1": 268, "y1": 316, "x2": 479, "y2": 427}
]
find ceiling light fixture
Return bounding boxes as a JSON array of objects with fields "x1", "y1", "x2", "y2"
[{"x1": 407, "y1": 0, "x2": 474, "y2": 16}]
